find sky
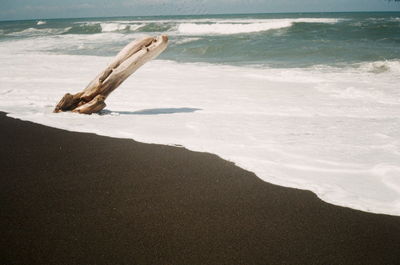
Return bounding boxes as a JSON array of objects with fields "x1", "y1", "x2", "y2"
[{"x1": 1, "y1": 0, "x2": 400, "y2": 20}]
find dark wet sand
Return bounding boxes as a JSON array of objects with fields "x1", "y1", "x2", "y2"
[{"x1": 1, "y1": 111, "x2": 400, "y2": 265}]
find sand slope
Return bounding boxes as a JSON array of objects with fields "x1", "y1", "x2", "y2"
[{"x1": 1, "y1": 112, "x2": 400, "y2": 265}]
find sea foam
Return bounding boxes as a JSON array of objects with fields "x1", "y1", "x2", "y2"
[
  {"x1": 0, "y1": 48, "x2": 399, "y2": 216},
  {"x1": 1, "y1": 14, "x2": 399, "y2": 216}
]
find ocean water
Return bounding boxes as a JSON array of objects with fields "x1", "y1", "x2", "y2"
[{"x1": 1, "y1": 12, "x2": 400, "y2": 215}]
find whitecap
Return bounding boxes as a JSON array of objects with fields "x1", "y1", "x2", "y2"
[
  {"x1": 177, "y1": 18, "x2": 340, "y2": 35},
  {"x1": 178, "y1": 21, "x2": 292, "y2": 35},
  {"x1": 100, "y1": 23, "x2": 130, "y2": 32},
  {"x1": 129, "y1": 24, "x2": 145, "y2": 31},
  {"x1": 97, "y1": 22, "x2": 146, "y2": 33}
]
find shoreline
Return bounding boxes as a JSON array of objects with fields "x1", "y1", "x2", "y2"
[{"x1": 1, "y1": 111, "x2": 400, "y2": 264}]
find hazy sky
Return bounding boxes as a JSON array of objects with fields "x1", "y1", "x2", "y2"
[{"x1": 1, "y1": 0, "x2": 399, "y2": 20}]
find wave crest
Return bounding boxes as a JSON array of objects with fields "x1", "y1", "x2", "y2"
[
  {"x1": 64, "y1": 24, "x2": 101, "y2": 34},
  {"x1": 1, "y1": 18, "x2": 341, "y2": 37},
  {"x1": 9, "y1": 27, "x2": 66, "y2": 36},
  {"x1": 178, "y1": 21, "x2": 292, "y2": 35},
  {"x1": 100, "y1": 23, "x2": 144, "y2": 32},
  {"x1": 178, "y1": 18, "x2": 340, "y2": 35},
  {"x1": 358, "y1": 60, "x2": 400, "y2": 74}
]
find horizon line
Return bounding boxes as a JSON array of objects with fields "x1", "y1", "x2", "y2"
[{"x1": 1, "y1": 10, "x2": 399, "y2": 22}]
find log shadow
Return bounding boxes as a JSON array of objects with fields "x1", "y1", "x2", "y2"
[{"x1": 101, "y1": 108, "x2": 201, "y2": 116}]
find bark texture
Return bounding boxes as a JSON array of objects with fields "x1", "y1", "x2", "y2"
[{"x1": 54, "y1": 35, "x2": 168, "y2": 114}]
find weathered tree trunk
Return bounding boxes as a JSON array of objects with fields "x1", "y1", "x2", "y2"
[{"x1": 54, "y1": 35, "x2": 169, "y2": 114}]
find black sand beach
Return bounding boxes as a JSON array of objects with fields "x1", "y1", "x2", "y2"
[{"x1": 1, "y1": 111, "x2": 400, "y2": 265}]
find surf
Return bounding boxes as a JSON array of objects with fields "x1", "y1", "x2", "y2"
[{"x1": 1, "y1": 12, "x2": 400, "y2": 216}]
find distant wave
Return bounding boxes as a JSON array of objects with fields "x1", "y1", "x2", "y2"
[
  {"x1": 174, "y1": 37, "x2": 202, "y2": 45},
  {"x1": 2, "y1": 18, "x2": 341, "y2": 37},
  {"x1": 62, "y1": 23, "x2": 102, "y2": 34},
  {"x1": 136, "y1": 22, "x2": 175, "y2": 33},
  {"x1": 178, "y1": 21, "x2": 292, "y2": 35},
  {"x1": 8, "y1": 27, "x2": 67, "y2": 36},
  {"x1": 64, "y1": 22, "x2": 167, "y2": 34},
  {"x1": 100, "y1": 23, "x2": 145, "y2": 32},
  {"x1": 178, "y1": 18, "x2": 340, "y2": 35}
]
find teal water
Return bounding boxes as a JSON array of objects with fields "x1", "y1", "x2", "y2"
[{"x1": 1, "y1": 12, "x2": 399, "y2": 68}]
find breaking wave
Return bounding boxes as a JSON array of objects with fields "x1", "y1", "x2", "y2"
[
  {"x1": 52, "y1": 22, "x2": 170, "y2": 35},
  {"x1": 177, "y1": 18, "x2": 340, "y2": 35},
  {"x1": 357, "y1": 60, "x2": 400, "y2": 74},
  {"x1": 178, "y1": 21, "x2": 292, "y2": 35},
  {"x1": 100, "y1": 23, "x2": 145, "y2": 32},
  {"x1": 1, "y1": 18, "x2": 341, "y2": 37}
]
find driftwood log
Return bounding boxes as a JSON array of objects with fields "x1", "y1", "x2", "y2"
[{"x1": 54, "y1": 35, "x2": 169, "y2": 114}]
